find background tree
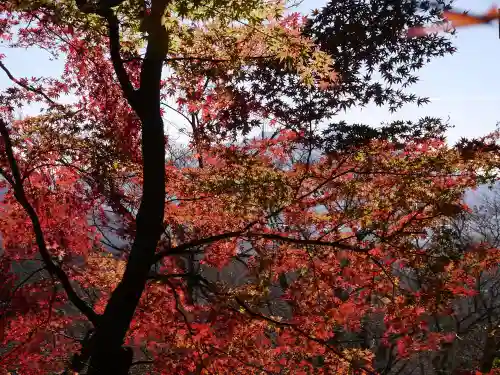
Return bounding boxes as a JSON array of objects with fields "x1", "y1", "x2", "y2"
[{"x1": 346, "y1": 186, "x2": 500, "y2": 375}]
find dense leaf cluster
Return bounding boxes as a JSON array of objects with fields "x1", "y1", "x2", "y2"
[{"x1": 229, "y1": 0, "x2": 456, "y2": 147}]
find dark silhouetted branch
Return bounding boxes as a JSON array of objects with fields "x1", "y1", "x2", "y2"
[{"x1": 0, "y1": 119, "x2": 100, "y2": 326}]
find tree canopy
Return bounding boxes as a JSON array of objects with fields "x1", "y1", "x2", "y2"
[{"x1": 1, "y1": 0, "x2": 500, "y2": 374}]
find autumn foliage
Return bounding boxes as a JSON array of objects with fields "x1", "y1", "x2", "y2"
[{"x1": 0, "y1": 0, "x2": 499, "y2": 374}]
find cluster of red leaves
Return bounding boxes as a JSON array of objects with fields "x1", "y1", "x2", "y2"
[
  {"x1": 2, "y1": 112, "x2": 500, "y2": 373},
  {"x1": 115, "y1": 136, "x2": 500, "y2": 374}
]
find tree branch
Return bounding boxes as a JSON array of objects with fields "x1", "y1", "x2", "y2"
[
  {"x1": 104, "y1": 10, "x2": 139, "y2": 107},
  {"x1": 130, "y1": 360, "x2": 154, "y2": 367},
  {"x1": 0, "y1": 119, "x2": 100, "y2": 326},
  {"x1": 0, "y1": 61, "x2": 65, "y2": 109},
  {"x1": 165, "y1": 54, "x2": 274, "y2": 63},
  {"x1": 75, "y1": 1, "x2": 138, "y2": 106},
  {"x1": 5, "y1": 266, "x2": 47, "y2": 301},
  {"x1": 120, "y1": 54, "x2": 275, "y2": 63},
  {"x1": 153, "y1": 230, "x2": 244, "y2": 263},
  {"x1": 248, "y1": 232, "x2": 367, "y2": 252},
  {"x1": 163, "y1": 277, "x2": 194, "y2": 333},
  {"x1": 153, "y1": 228, "x2": 366, "y2": 264},
  {"x1": 148, "y1": 272, "x2": 196, "y2": 281}
]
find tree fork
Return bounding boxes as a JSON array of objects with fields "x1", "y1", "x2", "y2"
[{"x1": 74, "y1": 0, "x2": 169, "y2": 373}]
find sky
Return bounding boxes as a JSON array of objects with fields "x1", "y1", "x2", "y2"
[
  {"x1": 297, "y1": 0, "x2": 500, "y2": 144},
  {"x1": 0, "y1": 1, "x2": 499, "y2": 144}
]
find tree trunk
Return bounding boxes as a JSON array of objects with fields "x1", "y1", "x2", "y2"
[
  {"x1": 82, "y1": 0, "x2": 169, "y2": 373},
  {"x1": 479, "y1": 335, "x2": 497, "y2": 374}
]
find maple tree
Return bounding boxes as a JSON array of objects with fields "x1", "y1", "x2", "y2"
[{"x1": 0, "y1": 0, "x2": 499, "y2": 374}]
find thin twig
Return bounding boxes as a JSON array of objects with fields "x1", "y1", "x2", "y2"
[{"x1": 0, "y1": 61, "x2": 60, "y2": 107}]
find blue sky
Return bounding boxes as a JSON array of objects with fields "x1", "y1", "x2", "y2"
[
  {"x1": 1, "y1": 1, "x2": 499, "y2": 144},
  {"x1": 298, "y1": 0, "x2": 500, "y2": 144}
]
